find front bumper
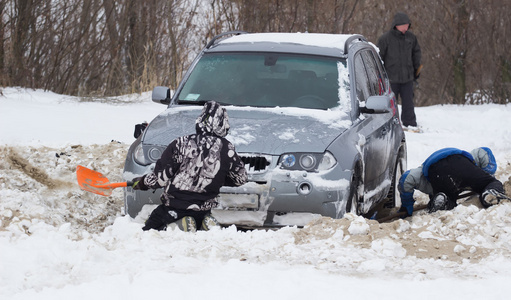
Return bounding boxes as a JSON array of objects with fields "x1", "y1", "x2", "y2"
[{"x1": 211, "y1": 168, "x2": 352, "y2": 227}]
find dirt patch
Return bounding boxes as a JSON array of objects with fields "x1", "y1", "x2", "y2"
[
  {"x1": 0, "y1": 143, "x2": 128, "y2": 234},
  {"x1": 295, "y1": 209, "x2": 492, "y2": 263},
  {"x1": 5, "y1": 147, "x2": 72, "y2": 189}
]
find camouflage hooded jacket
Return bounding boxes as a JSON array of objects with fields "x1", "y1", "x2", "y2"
[{"x1": 139, "y1": 101, "x2": 248, "y2": 211}]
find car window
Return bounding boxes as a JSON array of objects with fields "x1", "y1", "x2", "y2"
[
  {"x1": 177, "y1": 53, "x2": 349, "y2": 110},
  {"x1": 372, "y1": 51, "x2": 389, "y2": 94},
  {"x1": 354, "y1": 53, "x2": 370, "y2": 102},
  {"x1": 361, "y1": 50, "x2": 385, "y2": 96}
]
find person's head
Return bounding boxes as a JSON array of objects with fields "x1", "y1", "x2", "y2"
[
  {"x1": 392, "y1": 12, "x2": 411, "y2": 34},
  {"x1": 196, "y1": 101, "x2": 230, "y2": 137},
  {"x1": 395, "y1": 24, "x2": 409, "y2": 34},
  {"x1": 471, "y1": 147, "x2": 497, "y2": 175}
]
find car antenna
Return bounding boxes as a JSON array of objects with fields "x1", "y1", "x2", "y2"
[{"x1": 206, "y1": 31, "x2": 248, "y2": 49}]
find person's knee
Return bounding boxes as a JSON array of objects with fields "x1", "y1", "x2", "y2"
[{"x1": 142, "y1": 205, "x2": 177, "y2": 231}]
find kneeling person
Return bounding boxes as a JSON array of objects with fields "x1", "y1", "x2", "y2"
[{"x1": 398, "y1": 147, "x2": 509, "y2": 216}]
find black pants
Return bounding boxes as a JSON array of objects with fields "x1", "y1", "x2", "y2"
[
  {"x1": 428, "y1": 154, "x2": 504, "y2": 208},
  {"x1": 142, "y1": 204, "x2": 209, "y2": 231},
  {"x1": 391, "y1": 81, "x2": 417, "y2": 127}
]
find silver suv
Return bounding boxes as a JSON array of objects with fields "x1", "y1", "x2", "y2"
[{"x1": 123, "y1": 31, "x2": 406, "y2": 228}]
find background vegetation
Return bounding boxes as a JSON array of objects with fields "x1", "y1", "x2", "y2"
[{"x1": 1, "y1": 0, "x2": 510, "y2": 105}]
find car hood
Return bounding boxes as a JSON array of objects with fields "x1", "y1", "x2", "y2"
[{"x1": 143, "y1": 106, "x2": 352, "y2": 154}]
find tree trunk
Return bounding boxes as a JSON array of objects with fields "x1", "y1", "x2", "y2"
[
  {"x1": 12, "y1": 0, "x2": 34, "y2": 86},
  {"x1": 0, "y1": 0, "x2": 6, "y2": 85},
  {"x1": 453, "y1": 0, "x2": 469, "y2": 104}
]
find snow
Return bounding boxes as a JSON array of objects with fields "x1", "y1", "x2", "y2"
[
  {"x1": 1, "y1": 87, "x2": 511, "y2": 299},
  {"x1": 220, "y1": 32, "x2": 353, "y2": 52}
]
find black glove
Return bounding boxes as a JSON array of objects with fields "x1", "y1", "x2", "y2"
[{"x1": 132, "y1": 176, "x2": 148, "y2": 190}]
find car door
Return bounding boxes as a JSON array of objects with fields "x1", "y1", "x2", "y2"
[{"x1": 352, "y1": 49, "x2": 392, "y2": 208}]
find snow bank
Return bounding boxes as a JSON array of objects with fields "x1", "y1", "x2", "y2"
[{"x1": 1, "y1": 88, "x2": 511, "y2": 299}]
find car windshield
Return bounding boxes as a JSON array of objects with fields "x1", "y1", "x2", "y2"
[{"x1": 177, "y1": 53, "x2": 348, "y2": 110}]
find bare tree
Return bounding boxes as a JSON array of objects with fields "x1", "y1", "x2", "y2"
[
  {"x1": 11, "y1": 0, "x2": 35, "y2": 86},
  {"x1": 0, "y1": 0, "x2": 7, "y2": 86},
  {"x1": 0, "y1": 0, "x2": 508, "y2": 104}
]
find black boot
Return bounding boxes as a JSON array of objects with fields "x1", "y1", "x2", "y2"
[{"x1": 428, "y1": 192, "x2": 456, "y2": 213}]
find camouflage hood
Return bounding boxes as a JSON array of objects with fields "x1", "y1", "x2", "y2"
[{"x1": 195, "y1": 101, "x2": 230, "y2": 137}]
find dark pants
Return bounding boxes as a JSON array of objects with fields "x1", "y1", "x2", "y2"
[
  {"x1": 428, "y1": 155, "x2": 504, "y2": 208},
  {"x1": 391, "y1": 81, "x2": 417, "y2": 127},
  {"x1": 142, "y1": 204, "x2": 209, "y2": 231}
]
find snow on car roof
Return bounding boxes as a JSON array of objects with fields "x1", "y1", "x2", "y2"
[{"x1": 219, "y1": 32, "x2": 357, "y2": 53}]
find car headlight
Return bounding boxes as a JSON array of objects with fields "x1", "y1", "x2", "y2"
[
  {"x1": 281, "y1": 154, "x2": 296, "y2": 168},
  {"x1": 279, "y1": 151, "x2": 336, "y2": 171},
  {"x1": 133, "y1": 143, "x2": 164, "y2": 166},
  {"x1": 317, "y1": 151, "x2": 336, "y2": 170}
]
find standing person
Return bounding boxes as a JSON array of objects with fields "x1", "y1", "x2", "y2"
[
  {"x1": 398, "y1": 147, "x2": 510, "y2": 217},
  {"x1": 132, "y1": 101, "x2": 248, "y2": 231},
  {"x1": 377, "y1": 12, "x2": 422, "y2": 129}
]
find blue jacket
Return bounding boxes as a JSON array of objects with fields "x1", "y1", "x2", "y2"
[
  {"x1": 422, "y1": 148, "x2": 474, "y2": 179},
  {"x1": 398, "y1": 147, "x2": 497, "y2": 214}
]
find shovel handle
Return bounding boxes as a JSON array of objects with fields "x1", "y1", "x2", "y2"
[
  {"x1": 93, "y1": 181, "x2": 134, "y2": 189},
  {"x1": 95, "y1": 182, "x2": 128, "y2": 189}
]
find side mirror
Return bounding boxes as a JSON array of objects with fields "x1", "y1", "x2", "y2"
[
  {"x1": 152, "y1": 86, "x2": 171, "y2": 105},
  {"x1": 363, "y1": 95, "x2": 391, "y2": 113}
]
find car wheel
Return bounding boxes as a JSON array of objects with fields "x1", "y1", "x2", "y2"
[
  {"x1": 385, "y1": 157, "x2": 404, "y2": 209},
  {"x1": 346, "y1": 169, "x2": 362, "y2": 215}
]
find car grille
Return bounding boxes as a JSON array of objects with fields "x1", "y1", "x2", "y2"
[{"x1": 240, "y1": 155, "x2": 271, "y2": 173}]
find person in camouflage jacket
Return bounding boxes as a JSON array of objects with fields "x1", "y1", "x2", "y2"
[{"x1": 133, "y1": 101, "x2": 247, "y2": 231}]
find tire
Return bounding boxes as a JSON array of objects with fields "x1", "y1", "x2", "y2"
[
  {"x1": 346, "y1": 169, "x2": 362, "y2": 215},
  {"x1": 385, "y1": 157, "x2": 404, "y2": 209}
]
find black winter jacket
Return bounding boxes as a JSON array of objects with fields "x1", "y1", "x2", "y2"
[
  {"x1": 377, "y1": 15, "x2": 421, "y2": 84},
  {"x1": 138, "y1": 101, "x2": 248, "y2": 211}
]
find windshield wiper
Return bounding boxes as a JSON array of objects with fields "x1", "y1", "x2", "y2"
[{"x1": 177, "y1": 99, "x2": 232, "y2": 106}]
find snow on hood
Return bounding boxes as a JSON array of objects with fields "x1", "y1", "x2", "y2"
[{"x1": 143, "y1": 105, "x2": 352, "y2": 154}]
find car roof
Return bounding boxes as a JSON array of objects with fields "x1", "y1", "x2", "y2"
[{"x1": 208, "y1": 32, "x2": 367, "y2": 58}]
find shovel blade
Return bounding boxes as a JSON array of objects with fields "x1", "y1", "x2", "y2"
[{"x1": 76, "y1": 165, "x2": 127, "y2": 196}]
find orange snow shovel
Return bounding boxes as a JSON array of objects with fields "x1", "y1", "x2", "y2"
[{"x1": 76, "y1": 165, "x2": 132, "y2": 196}]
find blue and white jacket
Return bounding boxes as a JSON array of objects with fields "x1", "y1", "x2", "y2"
[{"x1": 398, "y1": 147, "x2": 497, "y2": 209}]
